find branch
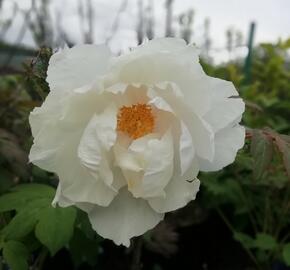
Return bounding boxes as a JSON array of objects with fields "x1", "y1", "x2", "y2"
[{"x1": 130, "y1": 237, "x2": 143, "y2": 270}]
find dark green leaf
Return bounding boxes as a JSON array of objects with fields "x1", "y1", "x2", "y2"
[
  {"x1": 233, "y1": 232, "x2": 255, "y2": 249},
  {"x1": 2, "y1": 198, "x2": 49, "y2": 239},
  {"x1": 76, "y1": 211, "x2": 95, "y2": 239},
  {"x1": 69, "y1": 228, "x2": 100, "y2": 267},
  {"x1": 3, "y1": 240, "x2": 29, "y2": 270},
  {"x1": 35, "y1": 206, "x2": 77, "y2": 255},
  {"x1": 0, "y1": 192, "x2": 29, "y2": 212},
  {"x1": 0, "y1": 169, "x2": 13, "y2": 194},
  {"x1": 282, "y1": 243, "x2": 290, "y2": 266},
  {"x1": 11, "y1": 184, "x2": 55, "y2": 198},
  {"x1": 254, "y1": 233, "x2": 277, "y2": 251},
  {"x1": 200, "y1": 172, "x2": 225, "y2": 196},
  {"x1": 21, "y1": 232, "x2": 42, "y2": 253},
  {"x1": 256, "y1": 249, "x2": 268, "y2": 263},
  {"x1": 0, "y1": 184, "x2": 54, "y2": 213}
]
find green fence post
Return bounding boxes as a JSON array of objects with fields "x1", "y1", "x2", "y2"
[{"x1": 244, "y1": 22, "x2": 256, "y2": 84}]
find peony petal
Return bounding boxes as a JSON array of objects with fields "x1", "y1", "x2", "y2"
[
  {"x1": 52, "y1": 133, "x2": 118, "y2": 207},
  {"x1": 88, "y1": 188, "x2": 164, "y2": 247},
  {"x1": 131, "y1": 131, "x2": 174, "y2": 198},
  {"x1": 115, "y1": 132, "x2": 174, "y2": 198},
  {"x1": 199, "y1": 124, "x2": 245, "y2": 172},
  {"x1": 29, "y1": 89, "x2": 110, "y2": 173},
  {"x1": 148, "y1": 160, "x2": 200, "y2": 213},
  {"x1": 174, "y1": 104, "x2": 214, "y2": 162},
  {"x1": 29, "y1": 145, "x2": 58, "y2": 172},
  {"x1": 52, "y1": 183, "x2": 95, "y2": 213},
  {"x1": 179, "y1": 121, "x2": 195, "y2": 175},
  {"x1": 52, "y1": 184, "x2": 72, "y2": 208},
  {"x1": 147, "y1": 87, "x2": 177, "y2": 136},
  {"x1": 47, "y1": 44, "x2": 112, "y2": 92},
  {"x1": 204, "y1": 77, "x2": 245, "y2": 132},
  {"x1": 154, "y1": 83, "x2": 214, "y2": 161},
  {"x1": 208, "y1": 77, "x2": 239, "y2": 99},
  {"x1": 111, "y1": 38, "x2": 211, "y2": 116},
  {"x1": 105, "y1": 82, "x2": 128, "y2": 94},
  {"x1": 78, "y1": 104, "x2": 117, "y2": 187},
  {"x1": 114, "y1": 142, "x2": 144, "y2": 172},
  {"x1": 204, "y1": 98, "x2": 245, "y2": 133},
  {"x1": 147, "y1": 88, "x2": 175, "y2": 113},
  {"x1": 54, "y1": 147, "x2": 126, "y2": 208},
  {"x1": 29, "y1": 91, "x2": 64, "y2": 138},
  {"x1": 149, "y1": 179, "x2": 200, "y2": 214},
  {"x1": 29, "y1": 93, "x2": 67, "y2": 173},
  {"x1": 134, "y1": 38, "x2": 187, "y2": 54},
  {"x1": 148, "y1": 115, "x2": 200, "y2": 214},
  {"x1": 57, "y1": 141, "x2": 117, "y2": 207}
]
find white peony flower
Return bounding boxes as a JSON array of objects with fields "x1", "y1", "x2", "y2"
[{"x1": 29, "y1": 38, "x2": 245, "y2": 246}]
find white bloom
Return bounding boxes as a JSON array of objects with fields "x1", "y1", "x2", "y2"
[{"x1": 29, "y1": 38, "x2": 245, "y2": 246}]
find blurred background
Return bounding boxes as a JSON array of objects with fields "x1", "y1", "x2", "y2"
[
  {"x1": 1, "y1": 0, "x2": 290, "y2": 70},
  {"x1": 0, "y1": 1, "x2": 290, "y2": 270}
]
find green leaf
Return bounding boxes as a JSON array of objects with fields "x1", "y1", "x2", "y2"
[
  {"x1": 11, "y1": 184, "x2": 55, "y2": 198},
  {"x1": 76, "y1": 211, "x2": 96, "y2": 239},
  {"x1": 0, "y1": 184, "x2": 55, "y2": 242},
  {"x1": 233, "y1": 232, "x2": 255, "y2": 249},
  {"x1": 282, "y1": 243, "x2": 290, "y2": 266},
  {"x1": 69, "y1": 228, "x2": 100, "y2": 267},
  {"x1": 0, "y1": 184, "x2": 54, "y2": 213},
  {"x1": 200, "y1": 172, "x2": 225, "y2": 196},
  {"x1": 251, "y1": 130, "x2": 273, "y2": 180},
  {"x1": 2, "y1": 204, "x2": 43, "y2": 240},
  {"x1": 3, "y1": 240, "x2": 29, "y2": 270},
  {"x1": 21, "y1": 233, "x2": 42, "y2": 253},
  {"x1": 35, "y1": 206, "x2": 77, "y2": 255},
  {"x1": 256, "y1": 249, "x2": 268, "y2": 263},
  {"x1": 0, "y1": 192, "x2": 30, "y2": 212},
  {"x1": 254, "y1": 233, "x2": 277, "y2": 251},
  {"x1": 2, "y1": 197, "x2": 50, "y2": 239}
]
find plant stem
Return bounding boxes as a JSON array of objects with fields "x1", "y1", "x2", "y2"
[
  {"x1": 262, "y1": 189, "x2": 271, "y2": 234},
  {"x1": 274, "y1": 186, "x2": 290, "y2": 239},
  {"x1": 239, "y1": 185, "x2": 259, "y2": 234},
  {"x1": 33, "y1": 248, "x2": 48, "y2": 270},
  {"x1": 216, "y1": 207, "x2": 262, "y2": 270},
  {"x1": 130, "y1": 237, "x2": 143, "y2": 270}
]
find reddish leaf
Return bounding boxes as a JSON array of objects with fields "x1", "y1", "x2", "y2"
[
  {"x1": 274, "y1": 134, "x2": 290, "y2": 179},
  {"x1": 250, "y1": 129, "x2": 273, "y2": 180}
]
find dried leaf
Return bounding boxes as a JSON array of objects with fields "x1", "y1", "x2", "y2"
[
  {"x1": 274, "y1": 134, "x2": 290, "y2": 179},
  {"x1": 250, "y1": 129, "x2": 273, "y2": 180},
  {"x1": 0, "y1": 128, "x2": 28, "y2": 178}
]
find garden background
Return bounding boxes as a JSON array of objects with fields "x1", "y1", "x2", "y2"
[{"x1": 0, "y1": 0, "x2": 290, "y2": 269}]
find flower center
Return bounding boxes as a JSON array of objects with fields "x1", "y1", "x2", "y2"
[{"x1": 117, "y1": 103, "x2": 155, "y2": 139}]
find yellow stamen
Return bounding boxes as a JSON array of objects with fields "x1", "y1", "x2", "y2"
[{"x1": 117, "y1": 103, "x2": 154, "y2": 139}]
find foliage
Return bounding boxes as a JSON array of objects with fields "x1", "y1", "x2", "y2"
[
  {"x1": 200, "y1": 38, "x2": 290, "y2": 269},
  {"x1": 0, "y1": 184, "x2": 77, "y2": 269}
]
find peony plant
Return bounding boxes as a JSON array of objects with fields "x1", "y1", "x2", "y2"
[{"x1": 29, "y1": 38, "x2": 245, "y2": 246}]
